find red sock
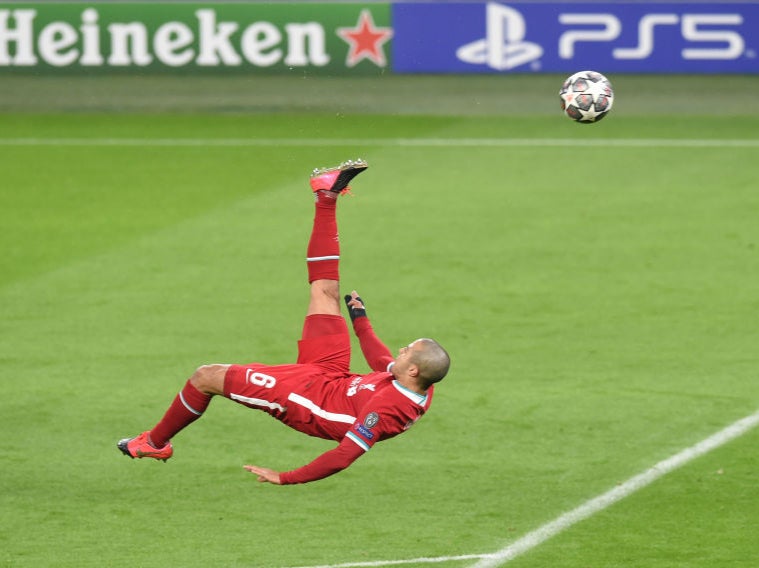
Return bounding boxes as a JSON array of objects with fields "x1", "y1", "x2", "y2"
[
  {"x1": 149, "y1": 381, "x2": 211, "y2": 448},
  {"x1": 307, "y1": 194, "x2": 340, "y2": 283}
]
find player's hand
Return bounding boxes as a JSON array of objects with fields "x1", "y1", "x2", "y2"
[
  {"x1": 344, "y1": 290, "x2": 367, "y2": 321},
  {"x1": 243, "y1": 465, "x2": 282, "y2": 485}
]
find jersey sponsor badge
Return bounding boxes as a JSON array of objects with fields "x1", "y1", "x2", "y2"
[
  {"x1": 364, "y1": 412, "x2": 379, "y2": 428},
  {"x1": 355, "y1": 423, "x2": 374, "y2": 439}
]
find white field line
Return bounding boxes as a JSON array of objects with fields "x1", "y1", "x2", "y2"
[
  {"x1": 285, "y1": 409, "x2": 759, "y2": 568},
  {"x1": 468, "y1": 408, "x2": 759, "y2": 568},
  {"x1": 0, "y1": 137, "x2": 759, "y2": 148},
  {"x1": 286, "y1": 554, "x2": 495, "y2": 568}
]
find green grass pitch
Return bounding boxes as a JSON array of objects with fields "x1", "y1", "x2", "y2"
[{"x1": 1, "y1": 75, "x2": 758, "y2": 567}]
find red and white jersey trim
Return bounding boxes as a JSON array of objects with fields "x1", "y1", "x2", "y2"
[
  {"x1": 229, "y1": 393, "x2": 285, "y2": 413},
  {"x1": 391, "y1": 380, "x2": 428, "y2": 406},
  {"x1": 345, "y1": 431, "x2": 371, "y2": 451},
  {"x1": 287, "y1": 392, "x2": 356, "y2": 424},
  {"x1": 306, "y1": 255, "x2": 340, "y2": 262}
]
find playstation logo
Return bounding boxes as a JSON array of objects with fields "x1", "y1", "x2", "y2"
[{"x1": 457, "y1": 3, "x2": 543, "y2": 70}]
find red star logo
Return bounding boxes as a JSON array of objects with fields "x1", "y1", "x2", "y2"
[{"x1": 337, "y1": 9, "x2": 393, "y2": 68}]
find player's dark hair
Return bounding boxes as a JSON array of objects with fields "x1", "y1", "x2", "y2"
[{"x1": 412, "y1": 338, "x2": 450, "y2": 387}]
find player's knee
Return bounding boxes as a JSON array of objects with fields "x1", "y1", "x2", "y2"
[
  {"x1": 189, "y1": 364, "x2": 228, "y2": 395},
  {"x1": 308, "y1": 280, "x2": 341, "y2": 316}
]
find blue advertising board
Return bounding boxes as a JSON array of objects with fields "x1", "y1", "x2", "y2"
[{"x1": 392, "y1": 1, "x2": 759, "y2": 73}]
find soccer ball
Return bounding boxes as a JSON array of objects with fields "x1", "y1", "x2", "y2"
[{"x1": 559, "y1": 71, "x2": 614, "y2": 123}]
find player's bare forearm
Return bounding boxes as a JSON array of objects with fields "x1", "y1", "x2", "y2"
[{"x1": 243, "y1": 465, "x2": 282, "y2": 485}]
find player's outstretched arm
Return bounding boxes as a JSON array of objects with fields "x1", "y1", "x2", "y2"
[
  {"x1": 344, "y1": 291, "x2": 394, "y2": 372},
  {"x1": 243, "y1": 438, "x2": 364, "y2": 485}
]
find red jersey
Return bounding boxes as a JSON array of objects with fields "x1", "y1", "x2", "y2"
[{"x1": 224, "y1": 316, "x2": 434, "y2": 484}]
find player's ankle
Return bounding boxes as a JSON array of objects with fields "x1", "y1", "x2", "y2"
[{"x1": 315, "y1": 190, "x2": 339, "y2": 204}]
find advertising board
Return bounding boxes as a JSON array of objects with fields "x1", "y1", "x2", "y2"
[
  {"x1": 393, "y1": 2, "x2": 759, "y2": 73},
  {"x1": 1, "y1": 2, "x2": 757, "y2": 74}
]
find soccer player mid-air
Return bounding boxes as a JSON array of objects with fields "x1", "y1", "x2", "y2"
[{"x1": 118, "y1": 159, "x2": 450, "y2": 485}]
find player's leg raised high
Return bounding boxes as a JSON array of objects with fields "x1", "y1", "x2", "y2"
[{"x1": 306, "y1": 160, "x2": 367, "y2": 316}]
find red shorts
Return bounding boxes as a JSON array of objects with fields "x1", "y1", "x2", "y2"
[
  {"x1": 295, "y1": 313, "x2": 351, "y2": 373},
  {"x1": 223, "y1": 314, "x2": 351, "y2": 425}
]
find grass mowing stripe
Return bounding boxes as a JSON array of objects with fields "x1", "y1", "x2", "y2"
[
  {"x1": 285, "y1": 410, "x2": 759, "y2": 568},
  {"x1": 0, "y1": 137, "x2": 758, "y2": 148}
]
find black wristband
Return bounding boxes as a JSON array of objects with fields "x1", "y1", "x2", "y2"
[{"x1": 344, "y1": 294, "x2": 367, "y2": 322}]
